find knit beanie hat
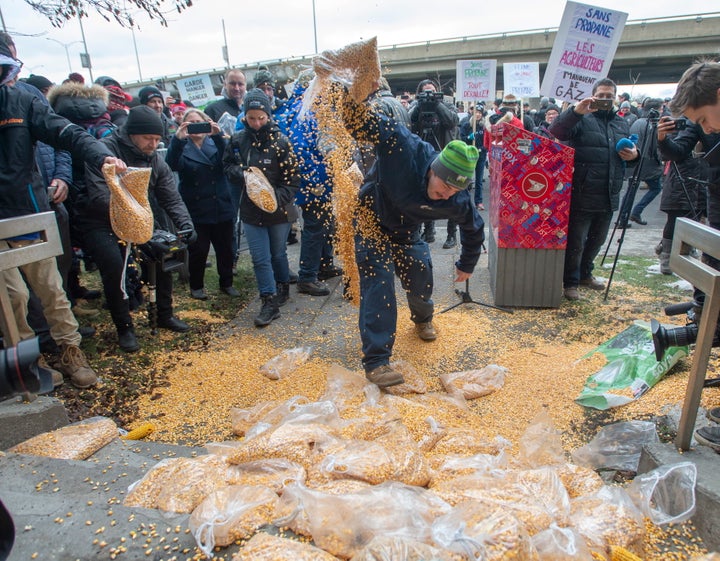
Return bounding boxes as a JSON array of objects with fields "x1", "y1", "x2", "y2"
[
  {"x1": 243, "y1": 88, "x2": 272, "y2": 116},
  {"x1": 138, "y1": 85, "x2": 164, "y2": 105},
  {"x1": 430, "y1": 140, "x2": 479, "y2": 190},
  {"x1": 25, "y1": 74, "x2": 53, "y2": 91},
  {"x1": 253, "y1": 69, "x2": 275, "y2": 89},
  {"x1": 125, "y1": 105, "x2": 164, "y2": 136}
]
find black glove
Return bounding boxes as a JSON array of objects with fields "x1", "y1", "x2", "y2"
[{"x1": 178, "y1": 225, "x2": 197, "y2": 245}]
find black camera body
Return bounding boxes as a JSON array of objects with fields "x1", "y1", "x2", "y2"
[
  {"x1": 137, "y1": 230, "x2": 188, "y2": 273},
  {"x1": 415, "y1": 90, "x2": 443, "y2": 105}
]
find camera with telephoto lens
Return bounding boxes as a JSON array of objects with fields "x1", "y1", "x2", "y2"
[
  {"x1": 0, "y1": 337, "x2": 47, "y2": 400},
  {"x1": 137, "y1": 229, "x2": 189, "y2": 273},
  {"x1": 650, "y1": 300, "x2": 720, "y2": 361}
]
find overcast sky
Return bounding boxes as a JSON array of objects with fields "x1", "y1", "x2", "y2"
[{"x1": 4, "y1": 0, "x2": 717, "y2": 98}]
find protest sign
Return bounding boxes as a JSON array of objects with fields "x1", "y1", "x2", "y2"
[
  {"x1": 503, "y1": 62, "x2": 540, "y2": 99},
  {"x1": 176, "y1": 74, "x2": 216, "y2": 108},
  {"x1": 540, "y1": 1, "x2": 627, "y2": 103},
  {"x1": 456, "y1": 59, "x2": 497, "y2": 102}
]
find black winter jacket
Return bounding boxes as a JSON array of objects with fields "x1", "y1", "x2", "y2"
[
  {"x1": 166, "y1": 133, "x2": 237, "y2": 225},
  {"x1": 80, "y1": 127, "x2": 192, "y2": 232},
  {"x1": 0, "y1": 84, "x2": 112, "y2": 220},
  {"x1": 223, "y1": 121, "x2": 299, "y2": 227},
  {"x1": 204, "y1": 97, "x2": 242, "y2": 122},
  {"x1": 549, "y1": 107, "x2": 633, "y2": 212}
]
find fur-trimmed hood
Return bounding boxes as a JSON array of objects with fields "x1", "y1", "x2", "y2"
[{"x1": 48, "y1": 82, "x2": 109, "y2": 124}]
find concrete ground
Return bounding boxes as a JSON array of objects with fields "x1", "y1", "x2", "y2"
[{"x1": 2, "y1": 179, "x2": 718, "y2": 560}]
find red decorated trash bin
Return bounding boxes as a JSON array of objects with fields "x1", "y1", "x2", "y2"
[{"x1": 488, "y1": 123, "x2": 575, "y2": 307}]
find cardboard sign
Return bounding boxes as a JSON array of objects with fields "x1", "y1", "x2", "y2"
[
  {"x1": 503, "y1": 62, "x2": 540, "y2": 99},
  {"x1": 540, "y1": 1, "x2": 627, "y2": 103},
  {"x1": 175, "y1": 74, "x2": 216, "y2": 108},
  {"x1": 456, "y1": 59, "x2": 497, "y2": 102}
]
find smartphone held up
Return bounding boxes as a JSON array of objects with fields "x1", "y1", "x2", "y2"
[{"x1": 187, "y1": 121, "x2": 212, "y2": 134}]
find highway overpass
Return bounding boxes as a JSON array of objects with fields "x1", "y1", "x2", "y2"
[{"x1": 128, "y1": 12, "x2": 720, "y2": 100}]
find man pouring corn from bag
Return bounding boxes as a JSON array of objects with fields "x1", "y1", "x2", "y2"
[{"x1": 310, "y1": 39, "x2": 485, "y2": 388}]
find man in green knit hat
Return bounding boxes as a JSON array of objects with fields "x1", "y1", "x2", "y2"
[{"x1": 343, "y1": 94, "x2": 485, "y2": 387}]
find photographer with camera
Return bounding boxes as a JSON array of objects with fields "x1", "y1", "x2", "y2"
[
  {"x1": 81, "y1": 106, "x2": 196, "y2": 353},
  {"x1": 549, "y1": 77, "x2": 639, "y2": 301},
  {"x1": 408, "y1": 79, "x2": 459, "y2": 246},
  {"x1": 627, "y1": 99, "x2": 664, "y2": 227}
]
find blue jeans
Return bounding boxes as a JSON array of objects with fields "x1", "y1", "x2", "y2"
[
  {"x1": 355, "y1": 233, "x2": 434, "y2": 373},
  {"x1": 631, "y1": 175, "x2": 662, "y2": 217},
  {"x1": 298, "y1": 199, "x2": 334, "y2": 283},
  {"x1": 244, "y1": 222, "x2": 292, "y2": 295},
  {"x1": 563, "y1": 209, "x2": 612, "y2": 288}
]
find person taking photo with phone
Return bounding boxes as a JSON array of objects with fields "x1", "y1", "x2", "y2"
[
  {"x1": 549, "y1": 77, "x2": 638, "y2": 301},
  {"x1": 166, "y1": 109, "x2": 239, "y2": 300}
]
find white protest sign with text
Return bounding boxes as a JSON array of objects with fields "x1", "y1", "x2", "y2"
[
  {"x1": 176, "y1": 74, "x2": 216, "y2": 108},
  {"x1": 540, "y1": 1, "x2": 627, "y2": 103},
  {"x1": 456, "y1": 60, "x2": 497, "y2": 102},
  {"x1": 503, "y1": 62, "x2": 540, "y2": 99}
]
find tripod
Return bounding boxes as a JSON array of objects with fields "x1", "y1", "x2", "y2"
[
  {"x1": 601, "y1": 114, "x2": 659, "y2": 300},
  {"x1": 440, "y1": 279, "x2": 513, "y2": 314}
]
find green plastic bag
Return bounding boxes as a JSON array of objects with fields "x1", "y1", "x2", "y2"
[{"x1": 575, "y1": 321, "x2": 688, "y2": 410}]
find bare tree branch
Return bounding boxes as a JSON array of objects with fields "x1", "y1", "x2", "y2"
[{"x1": 23, "y1": 0, "x2": 192, "y2": 29}]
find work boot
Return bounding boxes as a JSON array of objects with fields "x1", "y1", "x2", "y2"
[
  {"x1": 366, "y1": 364, "x2": 405, "y2": 388},
  {"x1": 72, "y1": 302, "x2": 100, "y2": 317},
  {"x1": 579, "y1": 276, "x2": 605, "y2": 290},
  {"x1": 421, "y1": 226, "x2": 435, "y2": 243},
  {"x1": 276, "y1": 282, "x2": 290, "y2": 306},
  {"x1": 659, "y1": 238, "x2": 672, "y2": 275},
  {"x1": 58, "y1": 344, "x2": 98, "y2": 389},
  {"x1": 220, "y1": 286, "x2": 241, "y2": 297},
  {"x1": 442, "y1": 235, "x2": 457, "y2": 249},
  {"x1": 38, "y1": 356, "x2": 64, "y2": 388},
  {"x1": 415, "y1": 321, "x2": 437, "y2": 341},
  {"x1": 564, "y1": 287, "x2": 580, "y2": 301},
  {"x1": 254, "y1": 294, "x2": 280, "y2": 327},
  {"x1": 297, "y1": 280, "x2": 330, "y2": 296},
  {"x1": 118, "y1": 328, "x2": 140, "y2": 353},
  {"x1": 317, "y1": 266, "x2": 343, "y2": 281},
  {"x1": 157, "y1": 317, "x2": 190, "y2": 332}
]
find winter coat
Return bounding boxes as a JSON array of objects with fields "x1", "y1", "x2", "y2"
[
  {"x1": 459, "y1": 115, "x2": 486, "y2": 154},
  {"x1": 629, "y1": 117, "x2": 663, "y2": 180},
  {"x1": 372, "y1": 90, "x2": 410, "y2": 128},
  {"x1": 549, "y1": 107, "x2": 633, "y2": 212},
  {"x1": 80, "y1": 126, "x2": 192, "y2": 232},
  {"x1": 48, "y1": 82, "x2": 117, "y2": 198},
  {"x1": 408, "y1": 97, "x2": 459, "y2": 150},
  {"x1": 166, "y1": 133, "x2": 237, "y2": 225},
  {"x1": 343, "y1": 101, "x2": 485, "y2": 274},
  {"x1": 223, "y1": 121, "x2": 300, "y2": 227},
  {"x1": 204, "y1": 97, "x2": 242, "y2": 122},
  {"x1": 276, "y1": 80, "x2": 333, "y2": 207},
  {"x1": 0, "y1": 84, "x2": 112, "y2": 220}
]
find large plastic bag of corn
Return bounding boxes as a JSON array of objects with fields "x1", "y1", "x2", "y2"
[
  {"x1": 568, "y1": 485, "x2": 645, "y2": 558},
  {"x1": 232, "y1": 531, "x2": 339, "y2": 561},
  {"x1": 429, "y1": 467, "x2": 571, "y2": 536},
  {"x1": 104, "y1": 164, "x2": 153, "y2": 243},
  {"x1": 312, "y1": 37, "x2": 381, "y2": 103},
  {"x1": 432, "y1": 503, "x2": 537, "y2": 561},
  {"x1": 350, "y1": 535, "x2": 458, "y2": 561},
  {"x1": 123, "y1": 454, "x2": 232, "y2": 513},
  {"x1": 9, "y1": 416, "x2": 118, "y2": 460},
  {"x1": 189, "y1": 484, "x2": 279, "y2": 558},
  {"x1": 279, "y1": 481, "x2": 451, "y2": 559},
  {"x1": 244, "y1": 166, "x2": 278, "y2": 213}
]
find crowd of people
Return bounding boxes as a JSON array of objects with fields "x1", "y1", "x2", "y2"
[{"x1": 2, "y1": 28, "x2": 719, "y2": 393}]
